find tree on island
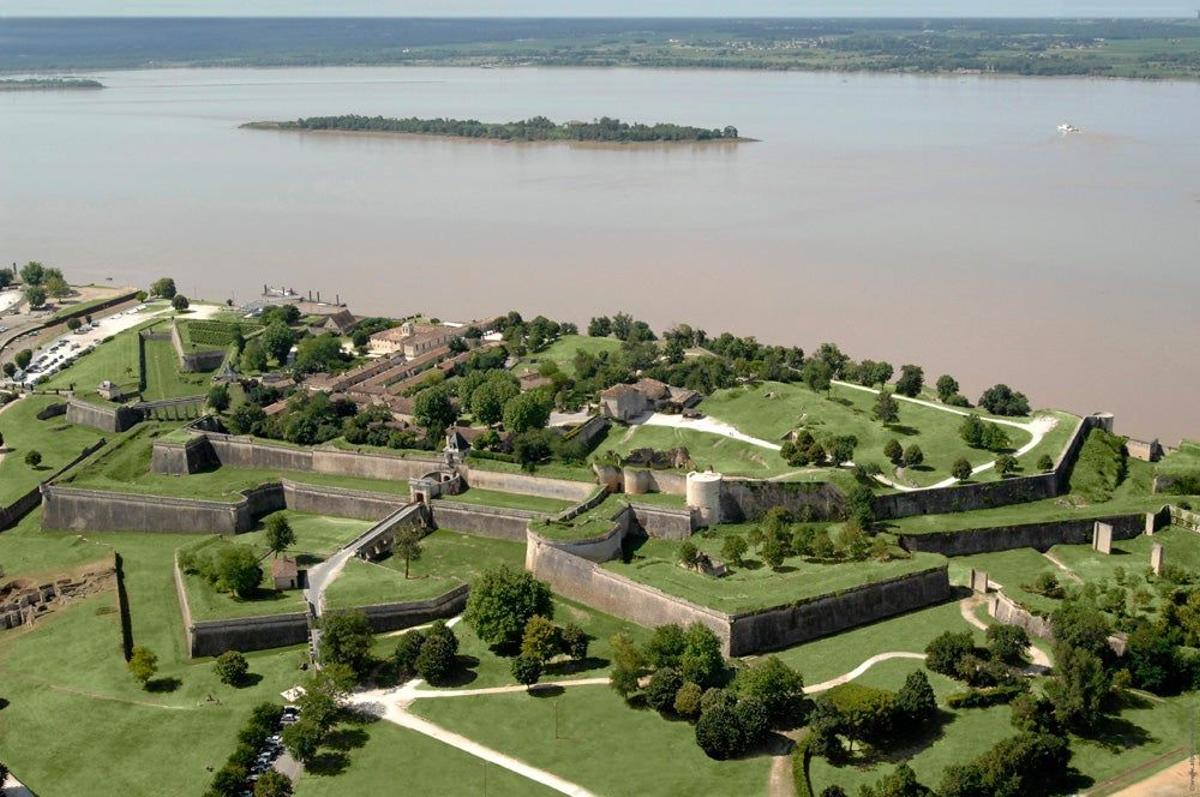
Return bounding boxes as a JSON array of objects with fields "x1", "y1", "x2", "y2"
[
  {"x1": 264, "y1": 515, "x2": 295, "y2": 558},
  {"x1": 394, "y1": 525, "x2": 424, "y2": 579},
  {"x1": 872, "y1": 390, "x2": 900, "y2": 426},
  {"x1": 150, "y1": 277, "x2": 177, "y2": 299}
]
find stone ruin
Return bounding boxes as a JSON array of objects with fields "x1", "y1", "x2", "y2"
[
  {"x1": 622, "y1": 447, "x2": 693, "y2": 470},
  {"x1": 682, "y1": 553, "x2": 728, "y2": 578},
  {"x1": 969, "y1": 568, "x2": 990, "y2": 594},
  {"x1": 1092, "y1": 521, "x2": 1113, "y2": 554},
  {"x1": 0, "y1": 563, "x2": 116, "y2": 631},
  {"x1": 1151, "y1": 543, "x2": 1165, "y2": 576}
]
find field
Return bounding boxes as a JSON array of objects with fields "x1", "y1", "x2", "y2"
[
  {"x1": 600, "y1": 424, "x2": 798, "y2": 480},
  {"x1": 409, "y1": 686, "x2": 771, "y2": 796},
  {"x1": 239, "y1": 510, "x2": 375, "y2": 564},
  {"x1": 141, "y1": 335, "x2": 211, "y2": 399},
  {"x1": 529, "y1": 493, "x2": 627, "y2": 541},
  {"x1": 697, "y1": 381, "x2": 1061, "y2": 488},
  {"x1": 604, "y1": 523, "x2": 946, "y2": 614},
  {"x1": 179, "y1": 537, "x2": 308, "y2": 621},
  {"x1": 437, "y1": 486, "x2": 574, "y2": 514},
  {"x1": 325, "y1": 528, "x2": 526, "y2": 609},
  {"x1": 517, "y1": 334, "x2": 621, "y2": 378},
  {"x1": 0, "y1": 395, "x2": 107, "y2": 506},
  {"x1": 40, "y1": 322, "x2": 147, "y2": 395}
]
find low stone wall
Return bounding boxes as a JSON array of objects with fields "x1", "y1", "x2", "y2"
[
  {"x1": 897, "y1": 511, "x2": 1160, "y2": 556},
  {"x1": 1171, "y1": 505, "x2": 1200, "y2": 533},
  {"x1": 462, "y1": 466, "x2": 596, "y2": 502},
  {"x1": 357, "y1": 584, "x2": 470, "y2": 634},
  {"x1": 171, "y1": 322, "x2": 227, "y2": 373},
  {"x1": 873, "y1": 415, "x2": 1095, "y2": 521},
  {"x1": 429, "y1": 501, "x2": 539, "y2": 542},
  {"x1": 720, "y1": 478, "x2": 845, "y2": 523},
  {"x1": 561, "y1": 415, "x2": 610, "y2": 450},
  {"x1": 553, "y1": 486, "x2": 610, "y2": 523},
  {"x1": 988, "y1": 593, "x2": 1054, "y2": 640},
  {"x1": 43, "y1": 484, "x2": 247, "y2": 533},
  {"x1": 727, "y1": 566, "x2": 952, "y2": 655},
  {"x1": 281, "y1": 480, "x2": 404, "y2": 521},
  {"x1": 66, "y1": 398, "x2": 142, "y2": 433},
  {"x1": 526, "y1": 531, "x2": 733, "y2": 650},
  {"x1": 629, "y1": 503, "x2": 695, "y2": 540},
  {"x1": 0, "y1": 486, "x2": 44, "y2": 532}
]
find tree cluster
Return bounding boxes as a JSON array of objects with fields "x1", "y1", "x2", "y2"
[
  {"x1": 205, "y1": 702, "x2": 291, "y2": 797},
  {"x1": 179, "y1": 543, "x2": 263, "y2": 599},
  {"x1": 394, "y1": 620, "x2": 459, "y2": 684}
]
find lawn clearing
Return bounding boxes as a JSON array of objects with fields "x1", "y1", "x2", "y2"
[
  {"x1": 239, "y1": 510, "x2": 374, "y2": 563},
  {"x1": 517, "y1": 334, "x2": 622, "y2": 378},
  {"x1": 40, "y1": 322, "x2": 147, "y2": 394},
  {"x1": 141, "y1": 335, "x2": 211, "y2": 399},
  {"x1": 0, "y1": 395, "x2": 107, "y2": 506},
  {"x1": 409, "y1": 685, "x2": 770, "y2": 796},
  {"x1": 600, "y1": 423, "x2": 796, "y2": 479},
  {"x1": 604, "y1": 523, "x2": 946, "y2": 614},
  {"x1": 325, "y1": 557, "x2": 460, "y2": 609}
]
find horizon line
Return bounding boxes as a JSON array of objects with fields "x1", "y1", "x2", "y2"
[{"x1": 1, "y1": 14, "x2": 1196, "y2": 20}]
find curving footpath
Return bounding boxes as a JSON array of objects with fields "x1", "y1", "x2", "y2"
[{"x1": 804, "y1": 652, "x2": 928, "y2": 694}]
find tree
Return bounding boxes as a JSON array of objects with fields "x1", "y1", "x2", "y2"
[
  {"x1": 511, "y1": 654, "x2": 543, "y2": 687},
  {"x1": 675, "y1": 681, "x2": 704, "y2": 718},
  {"x1": 952, "y1": 458, "x2": 973, "y2": 482},
  {"x1": 925, "y1": 631, "x2": 975, "y2": 677},
  {"x1": 395, "y1": 629, "x2": 426, "y2": 675},
  {"x1": 45, "y1": 273, "x2": 70, "y2": 298},
  {"x1": 982, "y1": 423, "x2": 1010, "y2": 452},
  {"x1": 464, "y1": 565, "x2": 553, "y2": 647},
  {"x1": 239, "y1": 338, "x2": 268, "y2": 372},
  {"x1": 587, "y1": 316, "x2": 612, "y2": 337},
  {"x1": 503, "y1": 391, "x2": 551, "y2": 434},
  {"x1": 209, "y1": 763, "x2": 248, "y2": 797},
  {"x1": 959, "y1": 414, "x2": 987, "y2": 447},
  {"x1": 263, "y1": 515, "x2": 295, "y2": 558},
  {"x1": 214, "y1": 545, "x2": 262, "y2": 597},
  {"x1": 760, "y1": 533, "x2": 786, "y2": 570},
  {"x1": 470, "y1": 379, "x2": 518, "y2": 425},
  {"x1": 172, "y1": 294, "x2": 190, "y2": 312},
  {"x1": 2, "y1": 362, "x2": 14, "y2": 378},
  {"x1": 645, "y1": 623, "x2": 688, "y2": 669},
  {"x1": 860, "y1": 763, "x2": 931, "y2": 797},
  {"x1": 214, "y1": 650, "x2": 249, "y2": 686},
  {"x1": 979, "y1": 384, "x2": 1031, "y2": 417},
  {"x1": 935, "y1": 374, "x2": 959, "y2": 402},
  {"x1": 681, "y1": 623, "x2": 727, "y2": 688},
  {"x1": 647, "y1": 666, "x2": 685, "y2": 713},
  {"x1": 872, "y1": 390, "x2": 900, "y2": 426},
  {"x1": 318, "y1": 610, "x2": 373, "y2": 676},
  {"x1": 520, "y1": 615, "x2": 562, "y2": 664},
  {"x1": 610, "y1": 632, "x2": 645, "y2": 699},
  {"x1": 825, "y1": 435, "x2": 856, "y2": 467},
  {"x1": 254, "y1": 770, "x2": 293, "y2": 797},
  {"x1": 994, "y1": 454, "x2": 1018, "y2": 476},
  {"x1": 895, "y1": 365, "x2": 924, "y2": 398},
  {"x1": 1037, "y1": 453, "x2": 1055, "y2": 471},
  {"x1": 66, "y1": 317, "x2": 82, "y2": 331},
  {"x1": 413, "y1": 384, "x2": 456, "y2": 433},
  {"x1": 903, "y1": 444, "x2": 924, "y2": 468},
  {"x1": 845, "y1": 483, "x2": 876, "y2": 528},
  {"x1": 560, "y1": 623, "x2": 589, "y2": 660},
  {"x1": 1046, "y1": 643, "x2": 1110, "y2": 731},
  {"x1": 720, "y1": 534, "x2": 748, "y2": 567},
  {"x1": 150, "y1": 277, "x2": 177, "y2": 298},
  {"x1": 261, "y1": 321, "x2": 295, "y2": 363},
  {"x1": 128, "y1": 645, "x2": 158, "y2": 687},
  {"x1": 394, "y1": 525, "x2": 424, "y2": 578},
  {"x1": 24, "y1": 285, "x2": 46, "y2": 309},
  {"x1": 695, "y1": 703, "x2": 746, "y2": 760},
  {"x1": 415, "y1": 631, "x2": 457, "y2": 684},
  {"x1": 23, "y1": 450, "x2": 41, "y2": 468},
  {"x1": 807, "y1": 697, "x2": 845, "y2": 759},
  {"x1": 802, "y1": 358, "x2": 833, "y2": 394},
  {"x1": 837, "y1": 521, "x2": 870, "y2": 561},
  {"x1": 821, "y1": 789, "x2": 848, "y2": 797},
  {"x1": 19, "y1": 261, "x2": 46, "y2": 286},
  {"x1": 987, "y1": 624, "x2": 1030, "y2": 665},
  {"x1": 895, "y1": 670, "x2": 937, "y2": 726},
  {"x1": 14, "y1": 349, "x2": 32, "y2": 370},
  {"x1": 883, "y1": 438, "x2": 904, "y2": 465},
  {"x1": 736, "y1": 655, "x2": 804, "y2": 727},
  {"x1": 207, "y1": 384, "x2": 230, "y2": 412},
  {"x1": 282, "y1": 718, "x2": 323, "y2": 764}
]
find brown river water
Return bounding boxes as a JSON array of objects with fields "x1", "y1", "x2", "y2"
[{"x1": 1, "y1": 66, "x2": 1197, "y2": 441}]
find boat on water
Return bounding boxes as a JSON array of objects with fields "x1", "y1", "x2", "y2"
[{"x1": 1057, "y1": 123, "x2": 1081, "y2": 134}]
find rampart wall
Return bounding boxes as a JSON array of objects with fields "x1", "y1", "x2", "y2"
[
  {"x1": 0, "y1": 438, "x2": 108, "y2": 531},
  {"x1": 357, "y1": 584, "x2": 470, "y2": 634},
  {"x1": 66, "y1": 399, "x2": 142, "y2": 433},
  {"x1": 897, "y1": 510, "x2": 1167, "y2": 556},
  {"x1": 429, "y1": 501, "x2": 538, "y2": 542},
  {"x1": 629, "y1": 503, "x2": 695, "y2": 540}
]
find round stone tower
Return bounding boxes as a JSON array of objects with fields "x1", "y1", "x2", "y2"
[{"x1": 686, "y1": 471, "x2": 723, "y2": 527}]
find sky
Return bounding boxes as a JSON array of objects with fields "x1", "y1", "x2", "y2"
[{"x1": 1, "y1": 1, "x2": 1194, "y2": 18}]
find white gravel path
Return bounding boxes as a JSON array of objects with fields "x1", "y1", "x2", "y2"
[{"x1": 804, "y1": 652, "x2": 927, "y2": 694}]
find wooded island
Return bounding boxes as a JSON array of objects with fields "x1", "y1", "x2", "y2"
[{"x1": 242, "y1": 114, "x2": 742, "y2": 143}]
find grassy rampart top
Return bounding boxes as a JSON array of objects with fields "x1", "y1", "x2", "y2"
[
  {"x1": 0, "y1": 395, "x2": 107, "y2": 506},
  {"x1": 529, "y1": 493, "x2": 629, "y2": 541},
  {"x1": 603, "y1": 523, "x2": 945, "y2": 614},
  {"x1": 177, "y1": 538, "x2": 307, "y2": 621}
]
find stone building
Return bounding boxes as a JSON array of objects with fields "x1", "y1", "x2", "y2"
[
  {"x1": 599, "y1": 378, "x2": 701, "y2": 422},
  {"x1": 271, "y1": 556, "x2": 304, "y2": 590},
  {"x1": 368, "y1": 320, "x2": 486, "y2": 358}
]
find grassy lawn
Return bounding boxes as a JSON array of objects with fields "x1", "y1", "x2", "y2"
[
  {"x1": 141, "y1": 336, "x2": 212, "y2": 399},
  {"x1": 517, "y1": 334, "x2": 622, "y2": 378},
  {"x1": 0, "y1": 509, "x2": 113, "y2": 580},
  {"x1": 327, "y1": 529, "x2": 525, "y2": 610},
  {"x1": 293, "y1": 718, "x2": 554, "y2": 797},
  {"x1": 530, "y1": 493, "x2": 628, "y2": 541},
  {"x1": 0, "y1": 522, "x2": 316, "y2": 796},
  {"x1": 325, "y1": 558, "x2": 460, "y2": 609},
  {"x1": 465, "y1": 454, "x2": 597, "y2": 483},
  {"x1": 409, "y1": 686, "x2": 771, "y2": 796},
  {"x1": 1157, "y1": 440, "x2": 1200, "y2": 491},
  {"x1": 437, "y1": 486, "x2": 574, "y2": 514},
  {"x1": 239, "y1": 510, "x2": 374, "y2": 563},
  {"x1": 0, "y1": 395, "x2": 107, "y2": 505},
  {"x1": 766, "y1": 600, "x2": 981, "y2": 684},
  {"x1": 180, "y1": 538, "x2": 307, "y2": 621},
  {"x1": 599, "y1": 424, "x2": 796, "y2": 480},
  {"x1": 947, "y1": 547, "x2": 1063, "y2": 614},
  {"x1": 49, "y1": 291, "x2": 131, "y2": 321},
  {"x1": 698, "y1": 381, "x2": 1043, "y2": 488},
  {"x1": 604, "y1": 523, "x2": 946, "y2": 614},
  {"x1": 41, "y1": 325, "x2": 145, "y2": 395}
]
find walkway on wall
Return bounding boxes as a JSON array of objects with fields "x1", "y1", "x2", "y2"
[{"x1": 302, "y1": 502, "x2": 424, "y2": 659}]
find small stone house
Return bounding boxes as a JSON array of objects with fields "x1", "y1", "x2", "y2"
[
  {"x1": 97, "y1": 380, "x2": 127, "y2": 401},
  {"x1": 600, "y1": 378, "x2": 702, "y2": 422},
  {"x1": 271, "y1": 556, "x2": 304, "y2": 591}
]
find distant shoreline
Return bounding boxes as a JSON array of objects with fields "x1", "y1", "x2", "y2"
[{"x1": 0, "y1": 78, "x2": 103, "y2": 91}]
